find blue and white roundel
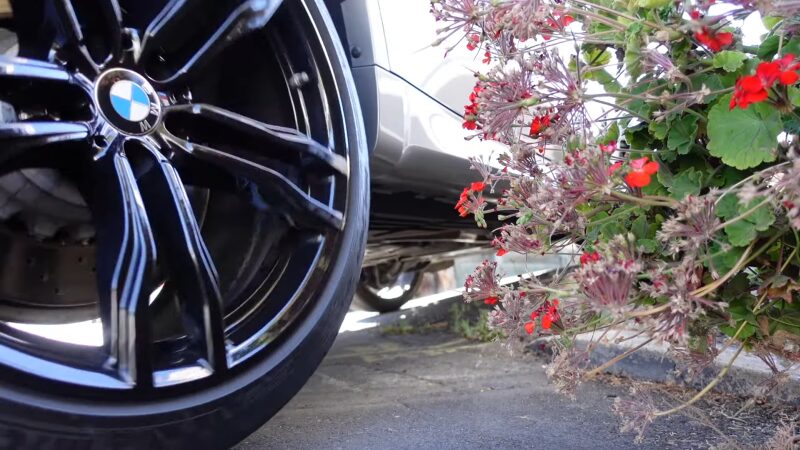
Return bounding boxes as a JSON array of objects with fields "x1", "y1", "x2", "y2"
[{"x1": 109, "y1": 80, "x2": 151, "y2": 122}]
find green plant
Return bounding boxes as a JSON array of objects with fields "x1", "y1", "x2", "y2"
[{"x1": 433, "y1": 0, "x2": 800, "y2": 441}]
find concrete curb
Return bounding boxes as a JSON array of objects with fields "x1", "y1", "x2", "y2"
[
  {"x1": 348, "y1": 292, "x2": 800, "y2": 406},
  {"x1": 533, "y1": 331, "x2": 800, "y2": 406}
]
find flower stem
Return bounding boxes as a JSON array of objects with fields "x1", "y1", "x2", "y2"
[
  {"x1": 582, "y1": 337, "x2": 655, "y2": 379},
  {"x1": 653, "y1": 344, "x2": 744, "y2": 417}
]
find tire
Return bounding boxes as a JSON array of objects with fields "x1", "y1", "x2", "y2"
[
  {"x1": 355, "y1": 270, "x2": 424, "y2": 313},
  {"x1": 0, "y1": 0, "x2": 368, "y2": 448}
]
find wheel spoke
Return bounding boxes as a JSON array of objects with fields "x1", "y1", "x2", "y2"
[
  {"x1": 92, "y1": 140, "x2": 157, "y2": 387},
  {"x1": 160, "y1": 129, "x2": 344, "y2": 231},
  {"x1": 0, "y1": 122, "x2": 89, "y2": 170},
  {"x1": 0, "y1": 55, "x2": 73, "y2": 83},
  {"x1": 51, "y1": 0, "x2": 98, "y2": 75},
  {"x1": 97, "y1": 0, "x2": 124, "y2": 64},
  {"x1": 134, "y1": 141, "x2": 227, "y2": 373},
  {"x1": 138, "y1": 0, "x2": 200, "y2": 65},
  {"x1": 164, "y1": 103, "x2": 348, "y2": 176},
  {"x1": 0, "y1": 121, "x2": 89, "y2": 158},
  {"x1": 145, "y1": 0, "x2": 283, "y2": 85}
]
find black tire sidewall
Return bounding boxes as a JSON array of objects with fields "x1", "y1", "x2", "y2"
[{"x1": 0, "y1": 1, "x2": 369, "y2": 448}]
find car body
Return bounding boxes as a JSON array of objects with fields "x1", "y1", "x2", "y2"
[{"x1": 327, "y1": 0, "x2": 501, "y2": 309}]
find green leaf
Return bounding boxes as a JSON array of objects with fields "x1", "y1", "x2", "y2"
[
  {"x1": 624, "y1": 36, "x2": 642, "y2": 80},
  {"x1": 667, "y1": 115, "x2": 698, "y2": 155},
  {"x1": 718, "y1": 196, "x2": 775, "y2": 246},
  {"x1": 695, "y1": 73, "x2": 725, "y2": 104},
  {"x1": 632, "y1": 215, "x2": 649, "y2": 240},
  {"x1": 636, "y1": 0, "x2": 671, "y2": 8},
  {"x1": 716, "y1": 193, "x2": 739, "y2": 220},
  {"x1": 625, "y1": 123, "x2": 653, "y2": 149},
  {"x1": 725, "y1": 220, "x2": 757, "y2": 247},
  {"x1": 712, "y1": 51, "x2": 748, "y2": 72},
  {"x1": 667, "y1": 167, "x2": 703, "y2": 199},
  {"x1": 707, "y1": 94, "x2": 782, "y2": 170},
  {"x1": 600, "y1": 122, "x2": 620, "y2": 145},
  {"x1": 637, "y1": 238, "x2": 658, "y2": 253},
  {"x1": 708, "y1": 242, "x2": 744, "y2": 276},
  {"x1": 757, "y1": 35, "x2": 780, "y2": 60},
  {"x1": 790, "y1": 86, "x2": 800, "y2": 108},
  {"x1": 583, "y1": 47, "x2": 612, "y2": 66},
  {"x1": 762, "y1": 16, "x2": 782, "y2": 30},
  {"x1": 784, "y1": 37, "x2": 800, "y2": 57},
  {"x1": 741, "y1": 198, "x2": 775, "y2": 231},
  {"x1": 648, "y1": 120, "x2": 669, "y2": 140}
]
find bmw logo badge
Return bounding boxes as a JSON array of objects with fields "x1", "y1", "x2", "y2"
[{"x1": 94, "y1": 68, "x2": 162, "y2": 135}]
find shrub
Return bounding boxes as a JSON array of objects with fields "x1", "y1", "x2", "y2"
[{"x1": 432, "y1": 0, "x2": 800, "y2": 441}]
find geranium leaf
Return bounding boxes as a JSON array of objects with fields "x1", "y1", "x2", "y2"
[
  {"x1": 667, "y1": 167, "x2": 703, "y2": 199},
  {"x1": 667, "y1": 115, "x2": 698, "y2": 154},
  {"x1": 724, "y1": 220, "x2": 757, "y2": 247},
  {"x1": 707, "y1": 94, "x2": 781, "y2": 170},
  {"x1": 716, "y1": 193, "x2": 739, "y2": 220},
  {"x1": 740, "y1": 198, "x2": 775, "y2": 232},
  {"x1": 757, "y1": 35, "x2": 780, "y2": 60},
  {"x1": 712, "y1": 50, "x2": 748, "y2": 72},
  {"x1": 648, "y1": 119, "x2": 669, "y2": 140}
]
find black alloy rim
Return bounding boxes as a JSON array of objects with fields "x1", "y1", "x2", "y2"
[{"x1": 0, "y1": 0, "x2": 351, "y2": 395}]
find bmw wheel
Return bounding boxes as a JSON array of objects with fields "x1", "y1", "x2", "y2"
[{"x1": 0, "y1": 0, "x2": 367, "y2": 448}]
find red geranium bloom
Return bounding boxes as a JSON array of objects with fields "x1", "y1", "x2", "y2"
[
  {"x1": 730, "y1": 55, "x2": 800, "y2": 109},
  {"x1": 524, "y1": 321, "x2": 536, "y2": 335},
  {"x1": 694, "y1": 27, "x2": 733, "y2": 52},
  {"x1": 599, "y1": 141, "x2": 617, "y2": 154},
  {"x1": 624, "y1": 157, "x2": 659, "y2": 188},
  {"x1": 463, "y1": 84, "x2": 482, "y2": 129},
  {"x1": 760, "y1": 54, "x2": 800, "y2": 86},
  {"x1": 580, "y1": 251, "x2": 600, "y2": 265},
  {"x1": 730, "y1": 75, "x2": 769, "y2": 109},
  {"x1": 496, "y1": 248, "x2": 508, "y2": 257},
  {"x1": 485, "y1": 296, "x2": 499, "y2": 305},
  {"x1": 482, "y1": 51, "x2": 491, "y2": 64},
  {"x1": 608, "y1": 161, "x2": 623, "y2": 175},
  {"x1": 776, "y1": 53, "x2": 800, "y2": 84},
  {"x1": 529, "y1": 115, "x2": 551, "y2": 136},
  {"x1": 471, "y1": 181, "x2": 485, "y2": 192},
  {"x1": 466, "y1": 33, "x2": 480, "y2": 51}
]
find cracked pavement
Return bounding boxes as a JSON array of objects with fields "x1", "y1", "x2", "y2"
[{"x1": 234, "y1": 327, "x2": 796, "y2": 449}]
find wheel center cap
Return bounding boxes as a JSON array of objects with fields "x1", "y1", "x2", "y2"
[{"x1": 94, "y1": 68, "x2": 162, "y2": 135}]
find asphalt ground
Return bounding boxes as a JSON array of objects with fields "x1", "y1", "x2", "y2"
[{"x1": 235, "y1": 323, "x2": 796, "y2": 449}]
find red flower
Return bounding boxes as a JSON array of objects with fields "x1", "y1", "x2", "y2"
[
  {"x1": 471, "y1": 181, "x2": 486, "y2": 192},
  {"x1": 730, "y1": 75, "x2": 769, "y2": 109},
  {"x1": 529, "y1": 115, "x2": 551, "y2": 136},
  {"x1": 482, "y1": 51, "x2": 491, "y2": 64},
  {"x1": 730, "y1": 55, "x2": 800, "y2": 109},
  {"x1": 694, "y1": 27, "x2": 733, "y2": 52},
  {"x1": 485, "y1": 296, "x2": 499, "y2": 305},
  {"x1": 496, "y1": 248, "x2": 508, "y2": 257},
  {"x1": 455, "y1": 187, "x2": 470, "y2": 216},
  {"x1": 580, "y1": 251, "x2": 600, "y2": 265},
  {"x1": 776, "y1": 54, "x2": 800, "y2": 84},
  {"x1": 599, "y1": 141, "x2": 617, "y2": 154},
  {"x1": 608, "y1": 161, "x2": 623, "y2": 175},
  {"x1": 524, "y1": 321, "x2": 536, "y2": 335},
  {"x1": 758, "y1": 54, "x2": 800, "y2": 86},
  {"x1": 624, "y1": 157, "x2": 659, "y2": 188},
  {"x1": 542, "y1": 300, "x2": 559, "y2": 330},
  {"x1": 463, "y1": 84, "x2": 482, "y2": 129},
  {"x1": 466, "y1": 34, "x2": 480, "y2": 51},
  {"x1": 541, "y1": 313, "x2": 553, "y2": 329}
]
